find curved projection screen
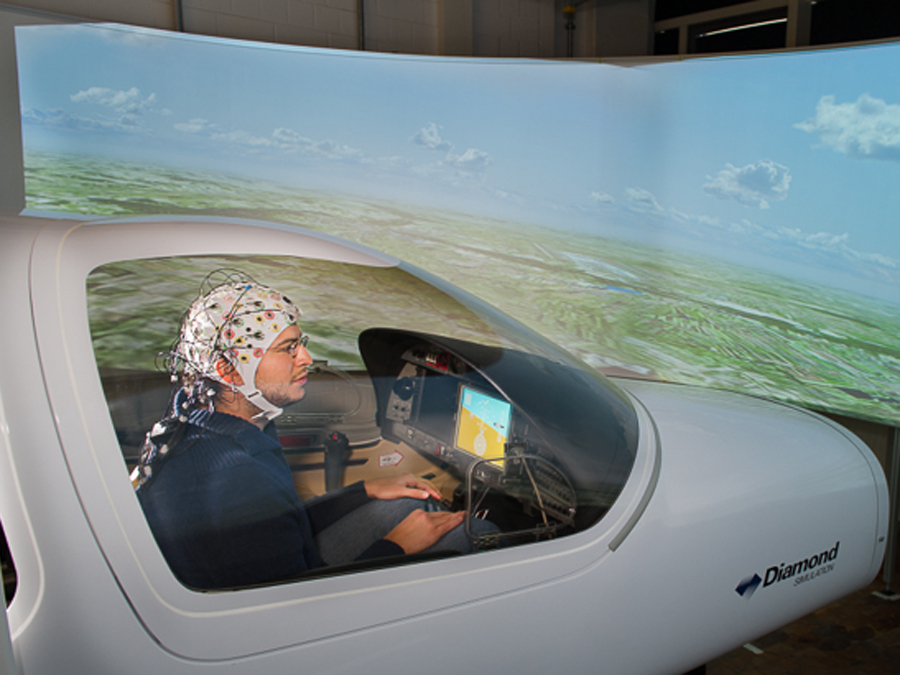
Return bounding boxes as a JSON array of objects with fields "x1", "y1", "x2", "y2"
[{"x1": 14, "y1": 22, "x2": 900, "y2": 427}]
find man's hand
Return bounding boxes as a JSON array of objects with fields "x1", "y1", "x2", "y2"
[
  {"x1": 364, "y1": 473, "x2": 442, "y2": 501},
  {"x1": 383, "y1": 510, "x2": 465, "y2": 555}
]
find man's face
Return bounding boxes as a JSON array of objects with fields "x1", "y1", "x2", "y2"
[{"x1": 253, "y1": 324, "x2": 314, "y2": 408}]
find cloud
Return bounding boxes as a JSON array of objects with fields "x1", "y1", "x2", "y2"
[
  {"x1": 210, "y1": 130, "x2": 272, "y2": 147},
  {"x1": 625, "y1": 187, "x2": 665, "y2": 214},
  {"x1": 22, "y1": 107, "x2": 146, "y2": 134},
  {"x1": 168, "y1": 117, "x2": 484, "y2": 183},
  {"x1": 172, "y1": 120, "x2": 368, "y2": 162},
  {"x1": 788, "y1": 227, "x2": 898, "y2": 272},
  {"x1": 703, "y1": 159, "x2": 791, "y2": 209},
  {"x1": 309, "y1": 139, "x2": 362, "y2": 159},
  {"x1": 174, "y1": 118, "x2": 216, "y2": 133},
  {"x1": 70, "y1": 86, "x2": 156, "y2": 115},
  {"x1": 272, "y1": 127, "x2": 312, "y2": 145},
  {"x1": 445, "y1": 148, "x2": 492, "y2": 172},
  {"x1": 857, "y1": 251, "x2": 898, "y2": 268},
  {"x1": 590, "y1": 191, "x2": 615, "y2": 205},
  {"x1": 20, "y1": 86, "x2": 162, "y2": 136},
  {"x1": 805, "y1": 231, "x2": 850, "y2": 248},
  {"x1": 606, "y1": 185, "x2": 897, "y2": 281},
  {"x1": 411, "y1": 123, "x2": 453, "y2": 152},
  {"x1": 795, "y1": 94, "x2": 900, "y2": 160},
  {"x1": 410, "y1": 123, "x2": 492, "y2": 176},
  {"x1": 707, "y1": 215, "x2": 898, "y2": 275},
  {"x1": 271, "y1": 127, "x2": 362, "y2": 159}
]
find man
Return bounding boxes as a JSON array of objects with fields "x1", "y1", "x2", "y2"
[{"x1": 137, "y1": 276, "x2": 492, "y2": 590}]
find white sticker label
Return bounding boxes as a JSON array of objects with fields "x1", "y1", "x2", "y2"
[{"x1": 379, "y1": 451, "x2": 404, "y2": 468}]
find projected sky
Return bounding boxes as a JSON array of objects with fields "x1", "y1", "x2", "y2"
[
  {"x1": 13, "y1": 23, "x2": 900, "y2": 425},
  {"x1": 16, "y1": 24, "x2": 900, "y2": 302}
]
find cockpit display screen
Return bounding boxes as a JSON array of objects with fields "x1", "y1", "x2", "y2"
[{"x1": 454, "y1": 385, "x2": 512, "y2": 460}]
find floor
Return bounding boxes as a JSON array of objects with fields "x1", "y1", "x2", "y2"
[{"x1": 707, "y1": 541, "x2": 900, "y2": 675}]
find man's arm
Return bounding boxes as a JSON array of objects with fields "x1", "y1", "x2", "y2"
[
  {"x1": 304, "y1": 481, "x2": 371, "y2": 533},
  {"x1": 305, "y1": 474, "x2": 440, "y2": 533}
]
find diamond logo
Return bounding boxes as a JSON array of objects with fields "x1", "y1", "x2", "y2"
[{"x1": 736, "y1": 573, "x2": 762, "y2": 598}]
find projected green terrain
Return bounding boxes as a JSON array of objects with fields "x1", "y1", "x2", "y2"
[{"x1": 27, "y1": 152, "x2": 900, "y2": 425}]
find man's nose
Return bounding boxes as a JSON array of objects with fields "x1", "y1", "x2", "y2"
[{"x1": 295, "y1": 344, "x2": 313, "y2": 366}]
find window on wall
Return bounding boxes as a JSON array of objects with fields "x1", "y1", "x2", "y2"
[
  {"x1": 691, "y1": 7, "x2": 789, "y2": 54},
  {"x1": 655, "y1": 0, "x2": 900, "y2": 55},
  {"x1": 810, "y1": 0, "x2": 900, "y2": 45}
]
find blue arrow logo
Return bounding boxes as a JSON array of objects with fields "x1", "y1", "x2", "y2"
[{"x1": 736, "y1": 573, "x2": 762, "y2": 598}]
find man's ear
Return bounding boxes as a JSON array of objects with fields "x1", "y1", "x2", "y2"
[{"x1": 216, "y1": 357, "x2": 244, "y2": 386}]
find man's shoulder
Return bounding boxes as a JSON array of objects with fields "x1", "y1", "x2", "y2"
[
  {"x1": 139, "y1": 408, "x2": 288, "y2": 496},
  {"x1": 187, "y1": 407, "x2": 254, "y2": 436}
]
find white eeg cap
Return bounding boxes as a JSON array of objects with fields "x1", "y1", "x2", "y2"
[{"x1": 176, "y1": 280, "x2": 302, "y2": 421}]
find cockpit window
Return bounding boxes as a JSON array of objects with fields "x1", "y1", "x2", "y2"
[
  {"x1": 1, "y1": 520, "x2": 15, "y2": 606},
  {"x1": 87, "y1": 254, "x2": 638, "y2": 589},
  {"x1": 87, "y1": 255, "x2": 512, "y2": 370}
]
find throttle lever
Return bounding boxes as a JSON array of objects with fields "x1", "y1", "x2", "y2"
[{"x1": 323, "y1": 430, "x2": 350, "y2": 491}]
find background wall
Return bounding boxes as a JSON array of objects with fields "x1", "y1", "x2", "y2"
[
  {"x1": 0, "y1": 0, "x2": 655, "y2": 57},
  {"x1": 3, "y1": 1, "x2": 898, "y2": 58}
]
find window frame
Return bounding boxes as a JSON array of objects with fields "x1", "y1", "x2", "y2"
[{"x1": 30, "y1": 215, "x2": 659, "y2": 661}]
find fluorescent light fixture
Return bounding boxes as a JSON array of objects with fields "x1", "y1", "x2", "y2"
[{"x1": 699, "y1": 17, "x2": 788, "y2": 39}]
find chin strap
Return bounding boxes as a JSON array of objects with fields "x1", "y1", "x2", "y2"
[
  {"x1": 213, "y1": 354, "x2": 284, "y2": 422},
  {"x1": 242, "y1": 386, "x2": 283, "y2": 422}
]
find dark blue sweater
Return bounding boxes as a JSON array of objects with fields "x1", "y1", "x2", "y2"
[{"x1": 138, "y1": 409, "x2": 401, "y2": 590}]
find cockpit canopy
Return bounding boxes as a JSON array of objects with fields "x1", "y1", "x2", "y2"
[{"x1": 89, "y1": 251, "x2": 639, "y2": 551}]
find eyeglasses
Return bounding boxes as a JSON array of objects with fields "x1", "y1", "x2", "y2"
[{"x1": 285, "y1": 333, "x2": 310, "y2": 358}]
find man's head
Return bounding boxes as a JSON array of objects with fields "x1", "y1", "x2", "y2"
[{"x1": 174, "y1": 278, "x2": 311, "y2": 421}]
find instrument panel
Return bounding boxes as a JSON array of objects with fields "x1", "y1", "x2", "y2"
[{"x1": 379, "y1": 339, "x2": 577, "y2": 543}]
